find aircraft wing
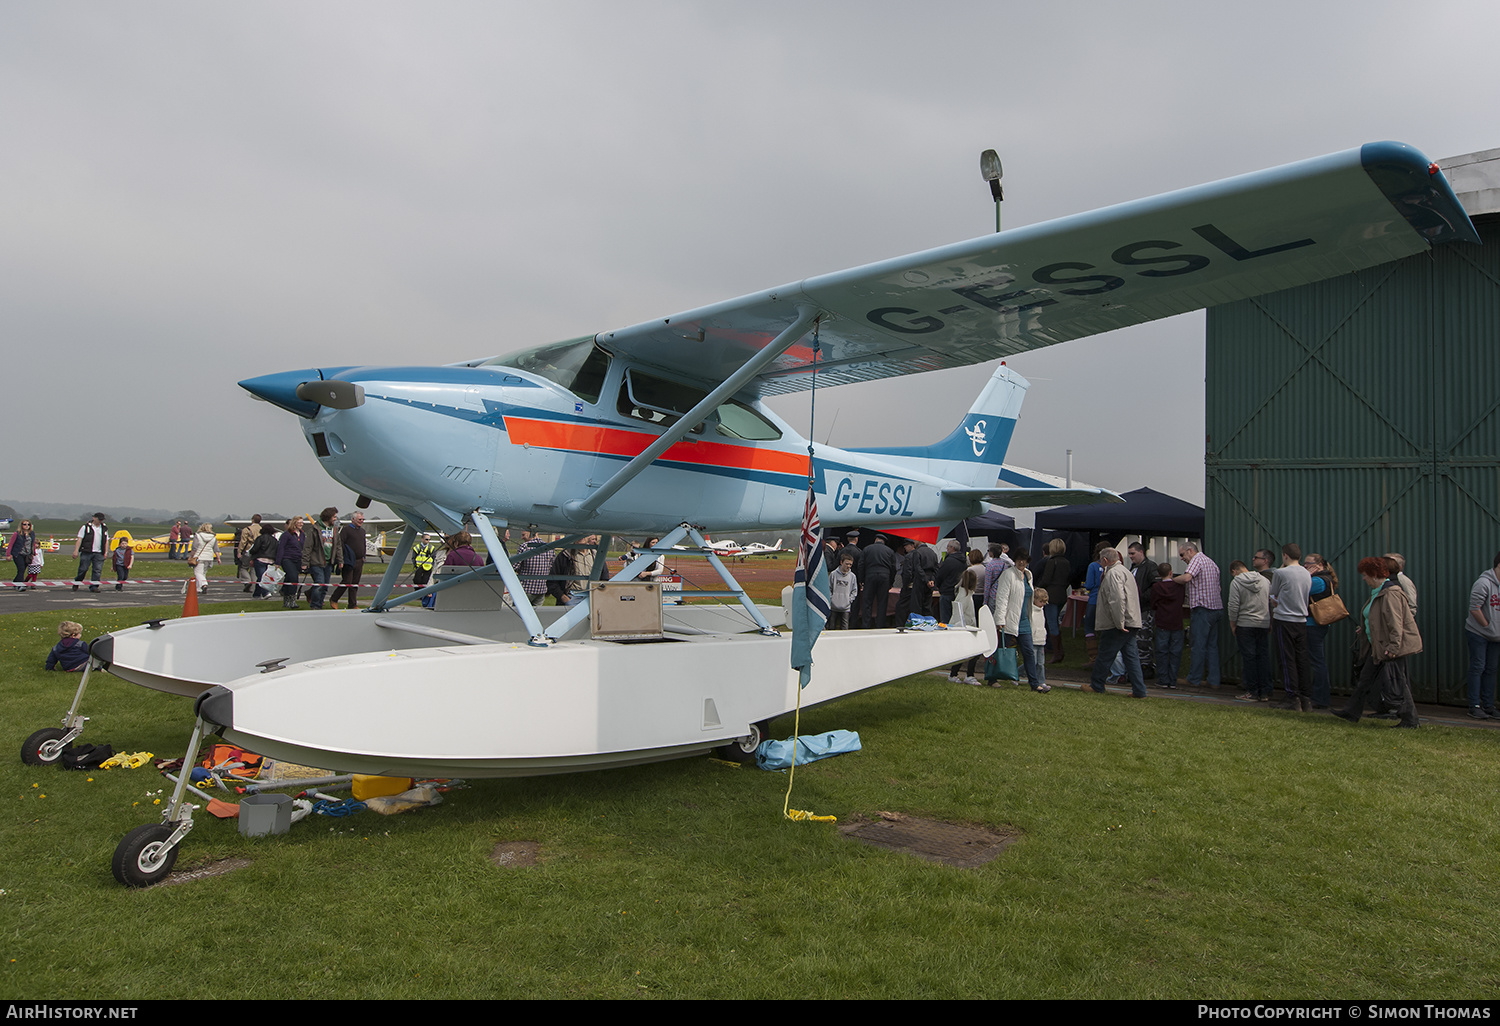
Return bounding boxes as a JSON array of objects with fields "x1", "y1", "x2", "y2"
[
  {"x1": 594, "y1": 143, "x2": 1476, "y2": 396},
  {"x1": 942, "y1": 486, "x2": 1124, "y2": 508}
]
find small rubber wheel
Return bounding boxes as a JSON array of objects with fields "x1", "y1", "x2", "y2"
[
  {"x1": 111, "y1": 824, "x2": 178, "y2": 888},
  {"x1": 21, "y1": 727, "x2": 68, "y2": 766},
  {"x1": 716, "y1": 719, "x2": 770, "y2": 764}
]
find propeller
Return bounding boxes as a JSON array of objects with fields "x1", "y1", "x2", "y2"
[{"x1": 295, "y1": 380, "x2": 365, "y2": 409}]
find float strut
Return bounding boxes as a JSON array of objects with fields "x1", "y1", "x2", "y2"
[
  {"x1": 469, "y1": 511, "x2": 551, "y2": 646},
  {"x1": 369, "y1": 525, "x2": 419, "y2": 611}
]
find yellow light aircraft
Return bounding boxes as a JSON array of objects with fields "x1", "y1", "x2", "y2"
[{"x1": 109, "y1": 529, "x2": 237, "y2": 554}]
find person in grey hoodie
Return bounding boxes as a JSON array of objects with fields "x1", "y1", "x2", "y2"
[
  {"x1": 1464, "y1": 553, "x2": 1500, "y2": 718},
  {"x1": 1269, "y1": 542, "x2": 1313, "y2": 711},
  {"x1": 828, "y1": 555, "x2": 858, "y2": 630},
  {"x1": 1228, "y1": 560, "x2": 1272, "y2": 702}
]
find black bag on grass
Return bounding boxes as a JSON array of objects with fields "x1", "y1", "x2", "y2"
[{"x1": 60, "y1": 743, "x2": 113, "y2": 770}]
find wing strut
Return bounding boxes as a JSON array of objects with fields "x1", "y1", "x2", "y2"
[{"x1": 563, "y1": 307, "x2": 821, "y2": 522}]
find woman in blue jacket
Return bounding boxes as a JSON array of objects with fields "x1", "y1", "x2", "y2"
[{"x1": 276, "y1": 517, "x2": 305, "y2": 609}]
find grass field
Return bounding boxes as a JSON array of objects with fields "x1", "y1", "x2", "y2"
[{"x1": 3, "y1": 600, "x2": 1499, "y2": 999}]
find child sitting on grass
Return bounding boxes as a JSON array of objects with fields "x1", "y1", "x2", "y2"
[{"x1": 46, "y1": 621, "x2": 88, "y2": 672}]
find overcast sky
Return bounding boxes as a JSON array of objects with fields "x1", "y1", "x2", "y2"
[{"x1": 4, "y1": 1, "x2": 1497, "y2": 521}]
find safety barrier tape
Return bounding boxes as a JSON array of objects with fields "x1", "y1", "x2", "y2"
[{"x1": 6, "y1": 579, "x2": 422, "y2": 589}]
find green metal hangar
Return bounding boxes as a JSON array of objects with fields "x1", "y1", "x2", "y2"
[{"x1": 1205, "y1": 146, "x2": 1500, "y2": 705}]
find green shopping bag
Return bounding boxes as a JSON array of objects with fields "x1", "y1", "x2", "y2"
[{"x1": 985, "y1": 633, "x2": 1020, "y2": 683}]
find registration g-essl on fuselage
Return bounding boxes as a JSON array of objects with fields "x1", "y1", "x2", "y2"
[
  {"x1": 266, "y1": 337, "x2": 995, "y2": 541},
  {"x1": 830, "y1": 476, "x2": 917, "y2": 519}
]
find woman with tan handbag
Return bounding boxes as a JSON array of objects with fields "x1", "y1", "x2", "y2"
[
  {"x1": 1332, "y1": 557, "x2": 1421, "y2": 728},
  {"x1": 1303, "y1": 553, "x2": 1347, "y2": 708}
]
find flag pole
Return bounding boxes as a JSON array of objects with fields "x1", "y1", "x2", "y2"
[{"x1": 784, "y1": 322, "x2": 834, "y2": 823}]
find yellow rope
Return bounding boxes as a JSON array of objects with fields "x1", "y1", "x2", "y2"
[{"x1": 781, "y1": 676, "x2": 835, "y2": 823}]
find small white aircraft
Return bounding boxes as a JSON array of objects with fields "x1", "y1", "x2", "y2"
[
  {"x1": 43, "y1": 142, "x2": 1474, "y2": 885},
  {"x1": 739, "y1": 540, "x2": 785, "y2": 557},
  {"x1": 674, "y1": 537, "x2": 742, "y2": 557}
]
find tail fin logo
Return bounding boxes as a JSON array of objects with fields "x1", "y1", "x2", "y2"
[{"x1": 965, "y1": 419, "x2": 988, "y2": 457}]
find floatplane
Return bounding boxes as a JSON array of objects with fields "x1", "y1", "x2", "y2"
[{"x1": 29, "y1": 143, "x2": 1475, "y2": 884}]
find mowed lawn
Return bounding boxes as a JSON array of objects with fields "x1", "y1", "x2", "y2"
[{"x1": 2, "y1": 602, "x2": 1498, "y2": 999}]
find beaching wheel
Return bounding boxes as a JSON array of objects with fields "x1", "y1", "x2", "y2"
[
  {"x1": 111, "y1": 824, "x2": 178, "y2": 888},
  {"x1": 717, "y1": 719, "x2": 770, "y2": 764},
  {"x1": 20, "y1": 727, "x2": 68, "y2": 766}
]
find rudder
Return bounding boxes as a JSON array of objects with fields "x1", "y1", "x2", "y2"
[{"x1": 850, "y1": 363, "x2": 1028, "y2": 487}]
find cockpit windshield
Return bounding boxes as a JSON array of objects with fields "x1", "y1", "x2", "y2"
[{"x1": 482, "y1": 338, "x2": 611, "y2": 405}]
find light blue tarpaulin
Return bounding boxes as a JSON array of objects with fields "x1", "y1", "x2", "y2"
[{"x1": 755, "y1": 729, "x2": 862, "y2": 771}]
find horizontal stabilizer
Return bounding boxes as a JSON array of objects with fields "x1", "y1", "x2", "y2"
[{"x1": 942, "y1": 486, "x2": 1124, "y2": 508}]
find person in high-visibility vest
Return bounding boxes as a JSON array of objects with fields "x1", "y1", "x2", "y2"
[
  {"x1": 412, "y1": 535, "x2": 437, "y2": 608},
  {"x1": 412, "y1": 537, "x2": 436, "y2": 584}
]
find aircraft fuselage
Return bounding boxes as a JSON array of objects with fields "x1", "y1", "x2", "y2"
[{"x1": 278, "y1": 354, "x2": 976, "y2": 541}]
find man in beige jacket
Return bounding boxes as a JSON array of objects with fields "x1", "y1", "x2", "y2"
[{"x1": 1090, "y1": 548, "x2": 1146, "y2": 698}]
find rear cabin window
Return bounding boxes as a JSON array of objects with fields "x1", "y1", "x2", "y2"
[{"x1": 714, "y1": 400, "x2": 782, "y2": 441}]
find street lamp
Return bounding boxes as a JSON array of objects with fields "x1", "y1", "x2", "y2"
[{"x1": 979, "y1": 149, "x2": 1003, "y2": 233}]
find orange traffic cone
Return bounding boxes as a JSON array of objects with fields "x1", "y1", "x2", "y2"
[{"x1": 182, "y1": 578, "x2": 199, "y2": 618}]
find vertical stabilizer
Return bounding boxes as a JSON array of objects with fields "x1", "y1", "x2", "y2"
[{"x1": 850, "y1": 364, "x2": 1028, "y2": 487}]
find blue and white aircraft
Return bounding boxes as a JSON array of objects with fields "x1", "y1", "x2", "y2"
[
  {"x1": 238, "y1": 141, "x2": 1476, "y2": 568},
  {"x1": 77, "y1": 141, "x2": 1479, "y2": 884}
]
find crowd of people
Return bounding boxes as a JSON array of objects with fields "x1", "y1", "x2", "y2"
[
  {"x1": 822, "y1": 532, "x2": 1060, "y2": 692},
  {"x1": 1069, "y1": 539, "x2": 1428, "y2": 723},
  {"x1": 227, "y1": 515, "x2": 607, "y2": 611},
  {"x1": 15, "y1": 508, "x2": 1500, "y2": 722},
  {"x1": 819, "y1": 529, "x2": 1500, "y2": 724},
  {"x1": 230, "y1": 508, "x2": 382, "y2": 609}
]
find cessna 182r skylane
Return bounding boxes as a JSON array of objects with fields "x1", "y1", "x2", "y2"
[{"x1": 62, "y1": 142, "x2": 1477, "y2": 884}]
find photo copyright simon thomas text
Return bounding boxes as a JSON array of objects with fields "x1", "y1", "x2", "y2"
[{"x1": 1198, "y1": 1007, "x2": 1492, "y2": 1020}]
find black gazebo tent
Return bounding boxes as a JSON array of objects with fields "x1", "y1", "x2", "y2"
[
  {"x1": 958, "y1": 509, "x2": 1016, "y2": 538},
  {"x1": 1033, "y1": 487, "x2": 1203, "y2": 538},
  {"x1": 1035, "y1": 488, "x2": 1204, "y2": 589}
]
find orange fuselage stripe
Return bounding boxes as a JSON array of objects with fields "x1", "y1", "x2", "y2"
[{"x1": 504, "y1": 418, "x2": 810, "y2": 478}]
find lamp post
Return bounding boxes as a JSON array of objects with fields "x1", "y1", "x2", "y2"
[{"x1": 980, "y1": 149, "x2": 1003, "y2": 233}]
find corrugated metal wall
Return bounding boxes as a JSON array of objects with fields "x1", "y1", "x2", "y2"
[{"x1": 1205, "y1": 214, "x2": 1500, "y2": 704}]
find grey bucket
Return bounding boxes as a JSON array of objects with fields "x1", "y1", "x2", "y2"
[{"x1": 239, "y1": 793, "x2": 294, "y2": 837}]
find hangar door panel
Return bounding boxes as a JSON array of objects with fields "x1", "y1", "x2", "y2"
[{"x1": 1207, "y1": 215, "x2": 1500, "y2": 704}]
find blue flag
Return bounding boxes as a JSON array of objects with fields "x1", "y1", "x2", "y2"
[{"x1": 790, "y1": 480, "x2": 829, "y2": 688}]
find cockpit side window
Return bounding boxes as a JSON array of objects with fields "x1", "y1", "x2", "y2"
[{"x1": 484, "y1": 338, "x2": 611, "y2": 405}]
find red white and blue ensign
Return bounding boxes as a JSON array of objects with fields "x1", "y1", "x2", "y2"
[{"x1": 790, "y1": 480, "x2": 829, "y2": 688}]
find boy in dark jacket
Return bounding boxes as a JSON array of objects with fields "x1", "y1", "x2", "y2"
[{"x1": 112, "y1": 537, "x2": 134, "y2": 591}]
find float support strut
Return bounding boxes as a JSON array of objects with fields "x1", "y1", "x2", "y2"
[
  {"x1": 469, "y1": 512, "x2": 551, "y2": 646},
  {"x1": 369, "y1": 525, "x2": 419, "y2": 611}
]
